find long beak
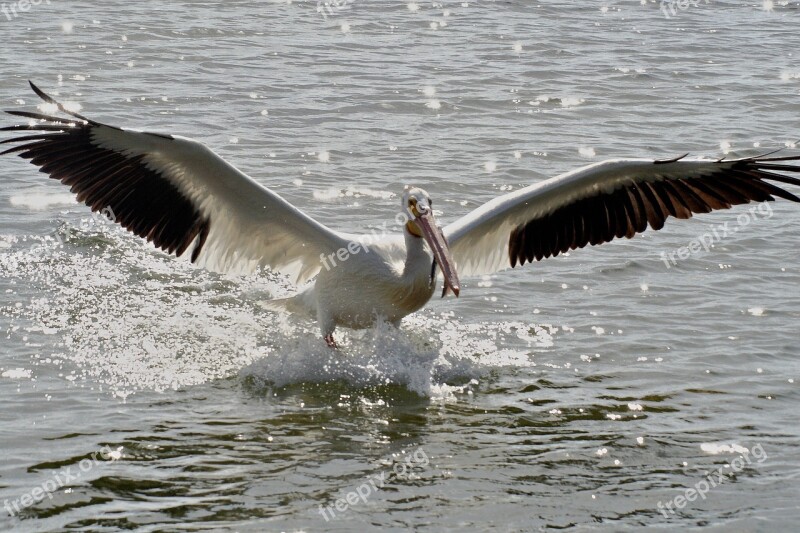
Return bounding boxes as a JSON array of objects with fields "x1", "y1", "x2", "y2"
[{"x1": 416, "y1": 209, "x2": 461, "y2": 298}]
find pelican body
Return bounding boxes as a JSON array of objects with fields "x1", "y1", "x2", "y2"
[
  {"x1": 4, "y1": 82, "x2": 800, "y2": 347},
  {"x1": 270, "y1": 188, "x2": 459, "y2": 346}
]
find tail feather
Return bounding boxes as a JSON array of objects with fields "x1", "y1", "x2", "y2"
[
  {"x1": 259, "y1": 297, "x2": 296, "y2": 314},
  {"x1": 258, "y1": 292, "x2": 315, "y2": 319}
]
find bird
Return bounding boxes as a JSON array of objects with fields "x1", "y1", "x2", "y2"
[{"x1": 4, "y1": 82, "x2": 800, "y2": 347}]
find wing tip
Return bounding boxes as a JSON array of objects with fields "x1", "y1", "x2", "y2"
[
  {"x1": 29, "y1": 80, "x2": 56, "y2": 104},
  {"x1": 22, "y1": 81, "x2": 97, "y2": 126}
]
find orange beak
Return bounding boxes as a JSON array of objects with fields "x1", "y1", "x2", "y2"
[{"x1": 415, "y1": 205, "x2": 460, "y2": 298}]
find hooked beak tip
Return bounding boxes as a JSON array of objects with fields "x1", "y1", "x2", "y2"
[
  {"x1": 440, "y1": 283, "x2": 460, "y2": 298},
  {"x1": 417, "y1": 210, "x2": 461, "y2": 300}
]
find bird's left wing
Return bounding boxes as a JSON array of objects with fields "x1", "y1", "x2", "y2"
[
  {"x1": 2, "y1": 82, "x2": 348, "y2": 284},
  {"x1": 444, "y1": 155, "x2": 800, "y2": 277}
]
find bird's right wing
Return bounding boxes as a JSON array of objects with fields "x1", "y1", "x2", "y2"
[{"x1": 2, "y1": 82, "x2": 348, "y2": 284}]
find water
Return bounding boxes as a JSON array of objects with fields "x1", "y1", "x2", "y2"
[{"x1": 1, "y1": 1, "x2": 800, "y2": 531}]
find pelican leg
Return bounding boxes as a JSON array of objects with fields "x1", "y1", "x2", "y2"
[
  {"x1": 324, "y1": 333, "x2": 338, "y2": 349},
  {"x1": 317, "y1": 306, "x2": 339, "y2": 348},
  {"x1": 318, "y1": 310, "x2": 338, "y2": 349}
]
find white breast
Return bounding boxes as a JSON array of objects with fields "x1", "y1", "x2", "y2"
[{"x1": 313, "y1": 237, "x2": 435, "y2": 330}]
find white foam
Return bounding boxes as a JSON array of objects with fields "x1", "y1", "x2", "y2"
[
  {"x1": 312, "y1": 186, "x2": 395, "y2": 201},
  {"x1": 240, "y1": 318, "x2": 483, "y2": 399},
  {"x1": 10, "y1": 193, "x2": 77, "y2": 210},
  {"x1": 560, "y1": 97, "x2": 585, "y2": 108},
  {"x1": 1, "y1": 368, "x2": 32, "y2": 379},
  {"x1": 700, "y1": 442, "x2": 750, "y2": 455}
]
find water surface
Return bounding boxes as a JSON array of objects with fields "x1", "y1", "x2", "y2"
[{"x1": 1, "y1": 1, "x2": 800, "y2": 531}]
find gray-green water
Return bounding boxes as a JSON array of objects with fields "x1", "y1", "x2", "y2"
[{"x1": 1, "y1": 1, "x2": 800, "y2": 531}]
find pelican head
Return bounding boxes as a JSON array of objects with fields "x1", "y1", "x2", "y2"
[{"x1": 402, "y1": 186, "x2": 461, "y2": 297}]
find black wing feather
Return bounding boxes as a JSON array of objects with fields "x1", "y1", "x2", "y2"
[
  {"x1": 2, "y1": 82, "x2": 209, "y2": 262},
  {"x1": 508, "y1": 156, "x2": 800, "y2": 268}
]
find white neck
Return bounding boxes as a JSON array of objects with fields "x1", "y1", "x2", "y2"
[{"x1": 403, "y1": 227, "x2": 430, "y2": 277}]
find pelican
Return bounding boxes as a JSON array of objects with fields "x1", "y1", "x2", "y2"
[{"x1": 4, "y1": 82, "x2": 800, "y2": 347}]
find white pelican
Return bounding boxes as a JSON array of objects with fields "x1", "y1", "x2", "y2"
[{"x1": 4, "y1": 82, "x2": 800, "y2": 347}]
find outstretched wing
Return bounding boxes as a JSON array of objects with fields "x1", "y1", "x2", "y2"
[
  {"x1": 2, "y1": 82, "x2": 348, "y2": 284},
  {"x1": 444, "y1": 155, "x2": 800, "y2": 277}
]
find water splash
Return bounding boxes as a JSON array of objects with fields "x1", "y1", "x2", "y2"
[{"x1": 1, "y1": 216, "x2": 558, "y2": 399}]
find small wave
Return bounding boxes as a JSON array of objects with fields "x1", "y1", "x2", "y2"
[
  {"x1": 700, "y1": 442, "x2": 750, "y2": 455},
  {"x1": 312, "y1": 186, "x2": 396, "y2": 202},
  {"x1": 9, "y1": 192, "x2": 77, "y2": 210},
  {"x1": 530, "y1": 95, "x2": 585, "y2": 109}
]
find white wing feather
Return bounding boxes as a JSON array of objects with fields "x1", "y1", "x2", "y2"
[{"x1": 92, "y1": 126, "x2": 348, "y2": 284}]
